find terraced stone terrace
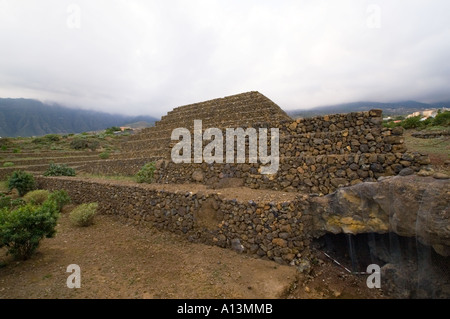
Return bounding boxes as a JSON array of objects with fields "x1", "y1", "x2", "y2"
[{"x1": 0, "y1": 91, "x2": 432, "y2": 267}]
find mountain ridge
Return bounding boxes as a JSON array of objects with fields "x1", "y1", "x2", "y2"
[
  {"x1": 0, "y1": 98, "x2": 157, "y2": 137},
  {"x1": 287, "y1": 101, "x2": 450, "y2": 118}
]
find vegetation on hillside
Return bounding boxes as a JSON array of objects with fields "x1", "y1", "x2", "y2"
[
  {"x1": 383, "y1": 110, "x2": 450, "y2": 130},
  {"x1": 0, "y1": 130, "x2": 124, "y2": 154},
  {"x1": 43, "y1": 163, "x2": 76, "y2": 177}
]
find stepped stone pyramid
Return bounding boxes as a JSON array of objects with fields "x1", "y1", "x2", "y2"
[
  {"x1": 121, "y1": 91, "x2": 292, "y2": 158},
  {"x1": 103, "y1": 90, "x2": 428, "y2": 195}
]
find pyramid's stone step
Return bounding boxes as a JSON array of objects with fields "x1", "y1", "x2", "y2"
[
  {"x1": 1, "y1": 155, "x2": 103, "y2": 167},
  {"x1": 0, "y1": 151, "x2": 102, "y2": 159},
  {"x1": 158, "y1": 104, "x2": 287, "y2": 124}
]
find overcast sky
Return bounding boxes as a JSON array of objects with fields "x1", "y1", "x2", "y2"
[{"x1": 0, "y1": 0, "x2": 449, "y2": 117}]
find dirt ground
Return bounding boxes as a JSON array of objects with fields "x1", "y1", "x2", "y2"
[{"x1": 0, "y1": 207, "x2": 385, "y2": 299}]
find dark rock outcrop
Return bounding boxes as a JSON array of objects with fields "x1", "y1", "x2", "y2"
[{"x1": 311, "y1": 175, "x2": 450, "y2": 256}]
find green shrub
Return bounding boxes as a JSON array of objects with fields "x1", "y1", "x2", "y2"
[
  {"x1": 3, "y1": 162, "x2": 14, "y2": 167},
  {"x1": 421, "y1": 117, "x2": 433, "y2": 127},
  {"x1": 32, "y1": 137, "x2": 45, "y2": 144},
  {"x1": 433, "y1": 111, "x2": 450, "y2": 126},
  {"x1": 70, "y1": 138, "x2": 88, "y2": 150},
  {"x1": 99, "y1": 152, "x2": 110, "y2": 159},
  {"x1": 70, "y1": 138, "x2": 100, "y2": 151},
  {"x1": 23, "y1": 190, "x2": 50, "y2": 205},
  {"x1": 69, "y1": 203, "x2": 98, "y2": 227},
  {"x1": 88, "y1": 140, "x2": 100, "y2": 151},
  {"x1": 10, "y1": 198, "x2": 26, "y2": 209},
  {"x1": 12, "y1": 149, "x2": 20, "y2": 154},
  {"x1": 7, "y1": 171, "x2": 36, "y2": 197},
  {"x1": 105, "y1": 127, "x2": 121, "y2": 134},
  {"x1": 1, "y1": 145, "x2": 7, "y2": 151},
  {"x1": 0, "y1": 200, "x2": 60, "y2": 260},
  {"x1": 0, "y1": 194, "x2": 11, "y2": 209},
  {"x1": 0, "y1": 195, "x2": 25, "y2": 210},
  {"x1": 383, "y1": 121, "x2": 401, "y2": 129},
  {"x1": 401, "y1": 116, "x2": 422, "y2": 129},
  {"x1": 43, "y1": 163, "x2": 76, "y2": 177},
  {"x1": 44, "y1": 134, "x2": 61, "y2": 142},
  {"x1": 136, "y1": 162, "x2": 156, "y2": 184},
  {"x1": 48, "y1": 190, "x2": 71, "y2": 211}
]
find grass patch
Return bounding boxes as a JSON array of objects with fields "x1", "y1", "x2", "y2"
[
  {"x1": 420, "y1": 126, "x2": 450, "y2": 132},
  {"x1": 404, "y1": 130, "x2": 450, "y2": 174},
  {"x1": 99, "y1": 152, "x2": 110, "y2": 159},
  {"x1": 404, "y1": 132, "x2": 450, "y2": 156}
]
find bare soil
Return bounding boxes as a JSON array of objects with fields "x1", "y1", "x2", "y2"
[{"x1": 0, "y1": 208, "x2": 385, "y2": 299}]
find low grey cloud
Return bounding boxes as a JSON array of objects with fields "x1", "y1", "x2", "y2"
[{"x1": 1, "y1": 0, "x2": 449, "y2": 116}]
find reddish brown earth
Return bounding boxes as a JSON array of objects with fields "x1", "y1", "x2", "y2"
[{"x1": 0, "y1": 206, "x2": 384, "y2": 299}]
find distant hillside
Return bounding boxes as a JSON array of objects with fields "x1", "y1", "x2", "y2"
[
  {"x1": 0, "y1": 98, "x2": 158, "y2": 137},
  {"x1": 287, "y1": 101, "x2": 450, "y2": 118},
  {"x1": 122, "y1": 121, "x2": 154, "y2": 129}
]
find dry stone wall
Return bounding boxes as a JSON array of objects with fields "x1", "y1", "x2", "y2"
[
  {"x1": 150, "y1": 110, "x2": 430, "y2": 194},
  {"x1": 36, "y1": 176, "x2": 313, "y2": 265},
  {"x1": 63, "y1": 103, "x2": 431, "y2": 195}
]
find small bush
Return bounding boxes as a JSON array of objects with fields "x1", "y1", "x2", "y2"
[
  {"x1": 44, "y1": 163, "x2": 76, "y2": 177},
  {"x1": 136, "y1": 162, "x2": 156, "y2": 184},
  {"x1": 1, "y1": 145, "x2": 7, "y2": 151},
  {"x1": 10, "y1": 198, "x2": 26, "y2": 209},
  {"x1": 70, "y1": 138, "x2": 88, "y2": 150},
  {"x1": 23, "y1": 190, "x2": 50, "y2": 205},
  {"x1": 13, "y1": 149, "x2": 20, "y2": 154},
  {"x1": 70, "y1": 203, "x2": 98, "y2": 227},
  {"x1": 32, "y1": 137, "x2": 46, "y2": 144},
  {"x1": 105, "y1": 127, "x2": 121, "y2": 134},
  {"x1": 433, "y1": 111, "x2": 450, "y2": 126},
  {"x1": 383, "y1": 121, "x2": 401, "y2": 129},
  {"x1": 3, "y1": 162, "x2": 14, "y2": 167},
  {"x1": 70, "y1": 138, "x2": 100, "y2": 151},
  {"x1": 99, "y1": 152, "x2": 110, "y2": 159},
  {"x1": 44, "y1": 134, "x2": 61, "y2": 142},
  {"x1": 0, "y1": 200, "x2": 60, "y2": 260},
  {"x1": 421, "y1": 117, "x2": 434, "y2": 127},
  {"x1": 7, "y1": 171, "x2": 36, "y2": 197},
  {"x1": 401, "y1": 116, "x2": 422, "y2": 129},
  {"x1": 0, "y1": 194, "x2": 11, "y2": 209},
  {"x1": 48, "y1": 190, "x2": 71, "y2": 211},
  {"x1": 88, "y1": 140, "x2": 100, "y2": 151},
  {"x1": 0, "y1": 195, "x2": 25, "y2": 210}
]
